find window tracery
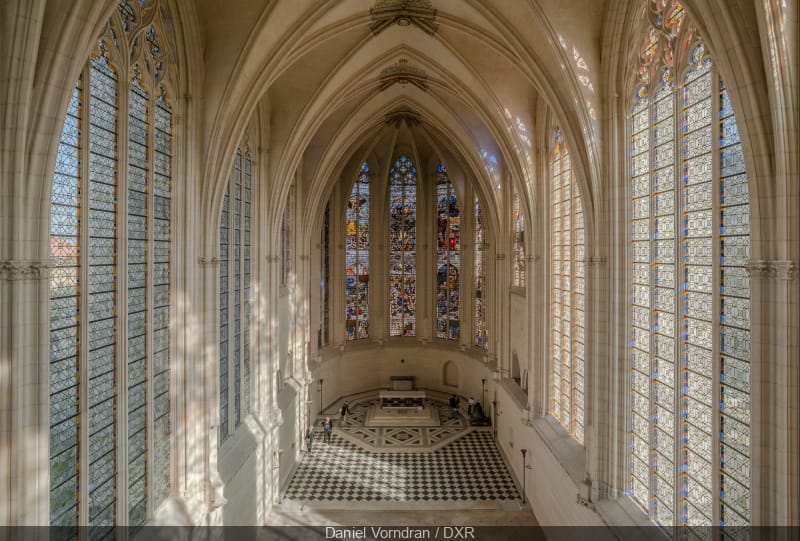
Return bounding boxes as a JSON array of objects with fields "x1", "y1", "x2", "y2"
[
  {"x1": 626, "y1": 0, "x2": 751, "y2": 528},
  {"x1": 48, "y1": 0, "x2": 177, "y2": 528}
]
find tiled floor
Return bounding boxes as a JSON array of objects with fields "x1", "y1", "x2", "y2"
[
  {"x1": 284, "y1": 430, "x2": 519, "y2": 503},
  {"x1": 331, "y1": 397, "x2": 470, "y2": 450}
]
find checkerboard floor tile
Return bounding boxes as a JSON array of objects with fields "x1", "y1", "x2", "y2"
[{"x1": 285, "y1": 431, "x2": 519, "y2": 502}]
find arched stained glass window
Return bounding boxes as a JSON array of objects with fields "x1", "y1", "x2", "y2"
[
  {"x1": 320, "y1": 202, "x2": 330, "y2": 348},
  {"x1": 435, "y1": 163, "x2": 460, "y2": 340},
  {"x1": 550, "y1": 134, "x2": 585, "y2": 444},
  {"x1": 49, "y1": 3, "x2": 176, "y2": 527},
  {"x1": 281, "y1": 185, "x2": 294, "y2": 288},
  {"x1": 474, "y1": 196, "x2": 488, "y2": 349},
  {"x1": 345, "y1": 163, "x2": 370, "y2": 340},
  {"x1": 626, "y1": 0, "x2": 751, "y2": 529},
  {"x1": 388, "y1": 156, "x2": 417, "y2": 337},
  {"x1": 219, "y1": 149, "x2": 253, "y2": 442},
  {"x1": 512, "y1": 190, "x2": 526, "y2": 287}
]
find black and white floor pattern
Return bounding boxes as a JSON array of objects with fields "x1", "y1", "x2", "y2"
[
  {"x1": 285, "y1": 431, "x2": 519, "y2": 502},
  {"x1": 336, "y1": 398, "x2": 467, "y2": 450}
]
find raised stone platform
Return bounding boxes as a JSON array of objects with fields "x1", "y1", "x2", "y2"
[{"x1": 365, "y1": 400, "x2": 440, "y2": 427}]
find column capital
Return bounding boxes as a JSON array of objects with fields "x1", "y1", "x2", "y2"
[
  {"x1": 198, "y1": 257, "x2": 220, "y2": 266},
  {"x1": 0, "y1": 259, "x2": 53, "y2": 281},
  {"x1": 581, "y1": 256, "x2": 607, "y2": 266},
  {"x1": 746, "y1": 259, "x2": 797, "y2": 280}
]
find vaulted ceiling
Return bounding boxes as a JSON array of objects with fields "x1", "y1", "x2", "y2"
[{"x1": 195, "y1": 0, "x2": 607, "y2": 234}]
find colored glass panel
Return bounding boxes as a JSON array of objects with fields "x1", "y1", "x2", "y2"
[
  {"x1": 346, "y1": 163, "x2": 370, "y2": 340},
  {"x1": 388, "y1": 156, "x2": 417, "y2": 336},
  {"x1": 435, "y1": 164, "x2": 460, "y2": 340}
]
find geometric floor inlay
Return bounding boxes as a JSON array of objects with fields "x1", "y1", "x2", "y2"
[
  {"x1": 285, "y1": 431, "x2": 520, "y2": 502},
  {"x1": 333, "y1": 397, "x2": 470, "y2": 450}
]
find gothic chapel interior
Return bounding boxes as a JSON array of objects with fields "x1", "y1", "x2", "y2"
[{"x1": 1, "y1": 0, "x2": 798, "y2": 534}]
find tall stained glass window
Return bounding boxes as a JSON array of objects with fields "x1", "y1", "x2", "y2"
[
  {"x1": 435, "y1": 163, "x2": 460, "y2": 340},
  {"x1": 219, "y1": 149, "x2": 253, "y2": 442},
  {"x1": 626, "y1": 0, "x2": 751, "y2": 529},
  {"x1": 512, "y1": 190, "x2": 526, "y2": 287},
  {"x1": 474, "y1": 196, "x2": 488, "y2": 349},
  {"x1": 549, "y1": 134, "x2": 585, "y2": 444},
  {"x1": 345, "y1": 163, "x2": 370, "y2": 340},
  {"x1": 49, "y1": 4, "x2": 176, "y2": 527},
  {"x1": 281, "y1": 186, "x2": 294, "y2": 288},
  {"x1": 320, "y1": 202, "x2": 330, "y2": 348},
  {"x1": 388, "y1": 156, "x2": 417, "y2": 336}
]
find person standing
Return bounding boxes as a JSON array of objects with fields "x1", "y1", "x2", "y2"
[
  {"x1": 323, "y1": 416, "x2": 333, "y2": 443},
  {"x1": 468, "y1": 396, "x2": 475, "y2": 416},
  {"x1": 306, "y1": 425, "x2": 315, "y2": 454},
  {"x1": 340, "y1": 402, "x2": 350, "y2": 424}
]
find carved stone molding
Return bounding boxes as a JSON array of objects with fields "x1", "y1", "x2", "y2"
[
  {"x1": 746, "y1": 260, "x2": 798, "y2": 280},
  {"x1": 385, "y1": 109, "x2": 422, "y2": 128},
  {"x1": 198, "y1": 257, "x2": 220, "y2": 266},
  {"x1": 379, "y1": 58, "x2": 429, "y2": 91},
  {"x1": 526, "y1": 255, "x2": 541, "y2": 263},
  {"x1": 775, "y1": 260, "x2": 797, "y2": 281},
  {"x1": 370, "y1": 0, "x2": 438, "y2": 36},
  {"x1": 0, "y1": 260, "x2": 53, "y2": 281},
  {"x1": 266, "y1": 255, "x2": 281, "y2": 263},
  {"x1": 495, "y1": 253, "x2": 506, "y2": 261},
  {"x1": 582, "y1": 256, "x2": 607, "y2": 266}
]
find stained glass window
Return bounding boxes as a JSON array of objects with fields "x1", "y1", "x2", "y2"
[
  {"x1": 435, "y1": 164, "x2": 460, "y2": 340},
  {"x1": 626, "y1": 0, "x2": 751, "y2": 528},
  {"x1": 49, "y1": 78, "x2": 82, "y2": 528},
  {"x1": 50, "y1": 24, "x2": 175, "y2": 527},
  {"x1": 388, "y1": 156, "x2": 417, "y2": 337},
  {"x1": 152, "y1": 93, "x2": 172, "y2": 508},
  {"x1": 320, "y1": 203, "x2": 330, "y2": 348},
  {"x1": 243, "y1": 152, "x2": 252, "y2": 418},
  {"x1": 512, "y1": 190, "x2": 526, "y2": 288},
  {"x1": 87, "y1": 55, "x2": 118, "y2": 528},
  {"x1": 233, "y1": 152, "x2": 242, "y2": 428},
  {"x1": 549, "y1": 134, "x2": 585, "y2": 444},
  {"x1": 474, "y1": 197, "x2": 488, "y2": 349},
  {"x1": 219, "y1": 176, "x2": 230, "y2": 442},
  {"x1": 127, "y1": 78, "x2": 148, "y2": 526},
  {"x1": 345, "y1": 163, "x2": 370, "y2": 340},
  {"x1": 281, "y1": 186, "x2": 293, "y2": 287},
  {"x1": 219, "y1": 148, "x2": 253, "y2": 441}
]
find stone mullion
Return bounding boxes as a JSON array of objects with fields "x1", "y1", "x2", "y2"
[
  {"x1": 77, "y1": 62, "x2": 91, "y2": 527},
  {"x1": 145, "y1": 88, "x2": 160, "y2": 522},
  {"x1": 709, "y1": 68, "x2": 723, "y2": 527},
  {"x1": 115, "y1": 72, "x2": 131, "y2": 526},
  {"x1": 669, "y1": 83, "x2": 682, "y2": 527},
  {"x1": 647, "y1": 92, "x2": 660, "y2": 520}
]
